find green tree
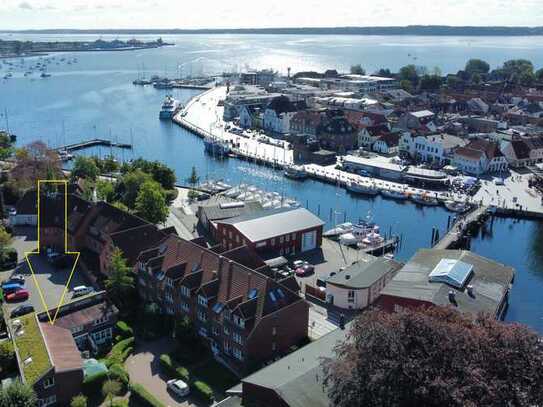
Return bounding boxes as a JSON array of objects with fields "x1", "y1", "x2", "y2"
[
  {"x1": 0, "y1": 341, "x2": 16, "y2": 376},
  {"x1": 102, "y1": 379, "x2": 122, "y2": 407},
  {"x1": 0, "y1": 225, "x2": 11, "y2": 252},
  {"x1": 350, "y1": 64, "x2": 366, "y2": 75},
  {"x1": 446, "y1": 75, "x2": 461, "y2": 89},
  {"x1": 118, "y1": 169, "x2": 152, "y2": 209},
  {"x1": 399, "y1": 80, "x2": 413, "y2": 93},
  {"x1": 465, "y1": 58, "x2": 490, "y2": 76},
  {"x1": 71, "y1": 156, "x2": 99, "y2": 181},
  {"x1": 375, "y1": 68, "x2": 392, "y2": 77},
  {"x1": 399, "y1": 64, "x2": 419, "y2": 82},
  {"x1": 187, "y1": 166, "x2": 199, "y2": 187},
  {"x1": 105, "y1": 248, "x2": 134, "y2": 307},
  {"x1": 0, "y1": 132, "x2": 14, "y2": 160},
  {"x1": 322, "y1": 307, "x2": 543, "y2": 407},
  {"x1": 96, "y1": 180, "x2": 115, "y2": 202},
  {"x1": 70, "y1": 394, "x2": 88, "y2": 407},
  {"x1": 419, "y1": 74, "x2": 442, "y2": 91},
  {"x1": 536, "y1": 68, "x2": 543, "y2": 82},
  {"x1": 0, "y1": 380, "x2": 37, "y2": 407},
  {"x1": 135, "y1": 181, "x2": 168, "y2": 224},
  {"x1": 472, "y1": 72, "x2": 482, "y2": 85}
]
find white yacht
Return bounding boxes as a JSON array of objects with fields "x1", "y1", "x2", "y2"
[
  {"x1": 346, "y1": 180, "x2": 379, "y2": 196},
  {"x1": 411, "y1": 193, "x2": 440, "y2": 206},
  {"x1": 159, "y1": 95, "x2": 180, "y2": 119},
  {"x1": 284, "y1": 165, "x2": 308, "y2": 180}
]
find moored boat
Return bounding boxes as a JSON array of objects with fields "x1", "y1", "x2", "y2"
[
  {"x1": 346, "y1": 180, "x2": 380, "y2": 196},
  {"x1": 323, "y1": 222, "x2": 353, "y2": 239},
  {"x1": 284, "y1": 165, "x2": 307, "y2": 180},
  {"x1": 159, "y1": 95, "x2": 180, "y2": 119},
  {"x1": 411, "y1": 193, "x2": 440, "y2": 206},
  {"x1": 381, "y1": 188, "x2": 409, "y2": 201},
  {"x1": 444, "y1": 200, "x2": 471, "y2": 213}
]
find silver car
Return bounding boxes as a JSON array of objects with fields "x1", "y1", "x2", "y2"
[{"x1": 167, "y1": 379, "x2": 190, "y2": 398}]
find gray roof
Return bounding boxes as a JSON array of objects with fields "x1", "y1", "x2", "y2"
[
  {"x1": 218, "y1": 207, "x2": 325, "y2": 243},
  {"x1": 380, "y1": 249, "x2": 514, "y2": 317},
  {"x1": 199, "y1": 201, "x2": 262, "y2": 222},
  {"x1": 410, "y1": 110, "x2": 434, "y2": 118},
  {"x1": 240, "y1": 327, "x2": 347, "y2": 407},
  {"x1": 327, "y1": 257, "x2": 401, "y2": 289}
]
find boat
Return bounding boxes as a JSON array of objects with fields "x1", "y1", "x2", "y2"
[
  {"x1": 153, "y1": 80, "x2": 174, "y2": 89},
  {"x1": 444, "y1": 200, "x2": 471, "y2": 213},
  {"x1": 360, "y1": 236, "x2": 399, "y2": 256},
  {"x1": 284, "y1": 165, "x2": 308, "y2": 180},
  {"x1": 339, "y1": 233, "x2": 358, "y2": 246},
  {"x1": 159, "y1": 95, "x2": 180, "y2": 119},
  {"x1": 323, "y1": 222, "x2": 353, "y2": 239},
  {"x1": 204, "y1": 137, "x2": 231, "y2": 157},
  {"x1": 40, "y1": 72, "x2": 51, "y2": 78},
  {"x1": 381, "y1": 189, "x2": 409, "y2": 201},
  {"x1": 411, "y1": 193, "x2": 440, "y2": 206},
  {"x1": 346, "y1": 180, "x2": 379, "y2": 196}
]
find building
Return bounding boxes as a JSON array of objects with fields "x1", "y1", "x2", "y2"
[
  {"x1": 215, "y1": 207, "x2": 325, "y2": 256},
  {"x1": 316, "y1": 115, "x2": 357, "y2": 152},
  {"x1": 289, "y1": 109, "x2": 325, "y2": 136},
  {"x1": 238, "y1": 105, "x2": 262, "y2": 129},
  {"x1": 501, "y1": 136, "x2": 543, "y2": 168},
  {"x1": 136, "y1": 235, "x2": 309, "y2": 375},
  {"x1": 372, "y1": 133, "x2": 400, "y2": 155},
  {"x1": 9, "y1": 189, "x2": 38, "y2": 226},
  {"x1": 357, "y1": 124, "x2": 391, "y2": 149},
  {"x1": 196, "y1": 201, "x2": 263, "y2": 234},
  {"x1": 452, "y1": 139, "x2": 508, "y2": 175},
  {"x1": 400, "y1": 133, "x2": 467, "y2": 165},
  {"x1": 262, "y1": 96, "x2": 307, "y2": 134},
  {"x1": 377, "y1": 249, "x2": 514, "y2": 320},
  {"x1": 240, "y1": 70, "x2": 276, "y2": 87},
  {"x1": 397, "y1": 110, "x2": 437, "y2": 132},
  {"x1": 325, "y1": 257, "x2": 402, "y2": 310},
  {"x1": 10, "y1": 292, "x2": 117, "y2": 406},
  {"x1": 223, "y1": 86, "x2": 280, "y2": 121}
]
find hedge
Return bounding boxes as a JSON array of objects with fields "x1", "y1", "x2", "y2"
[
  {"x1": 106, "y1": 337, "x2": 134, "y2": 366},
  {"x1": 159, "y1": 354, "x2": 189, "y2": 383},
  {"x1": 129, "y1": 383, "x2": 165, "y2": 407},
  {"x1": 109, "y1": 363, "x2": 129, "y2": 386},
  {"x1": 193, "y1": 380, "x2": 214, "y2": 404},
  {"x1": 82, "y1": 371, "x2": 108, "y2": 396},
  {"x1": 115, "y1": 321, "x2": 133, "y2": 339}
]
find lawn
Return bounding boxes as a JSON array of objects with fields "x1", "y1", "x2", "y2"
[
  {"x1": 191, "y1": 357, "x2": 239, "y2": 394},
  {"x1": 13, "y1": 313, "x2": 52, "y2": 384}
]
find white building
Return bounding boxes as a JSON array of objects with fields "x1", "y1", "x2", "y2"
[
  {"x1": 9, "y1": 190, "x2": 38, "y2": 226},
  {"x1": 452, "y1": 139, "x2": 508, "y2": 175},
  {"x1": 325, "y1": 257, "x2": 401, "y2": 310},
  {"x1": 400, "y1": 133, "x2": 467, "y2": 165},
  {"x1": 262, "y1": 96, "x2": 306, "y2": 134}
]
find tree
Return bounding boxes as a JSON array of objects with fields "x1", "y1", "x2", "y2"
[
  {"x1": 350, "y1": 64, "x2": 366, "y2": 75},
  {"x1": 0, "y1": 341, "x2": 16, "y2": 376},
  {"x1": 71, "y1": 156, "x2": 99, "y2": 181},
  {"x1": 419, "y1": 74, "x2": 442, "y2": 91},
  {"x1": 187, "y1": 166, "x2": 199, "y2": 188},
  {"x1": 536, "y1": 68, "x2": 543, "y2": 82},
  {"x1": 105, "y1": 248, "x2": 134, "y2": 306},
  {"x1": 135, "y1": 180, "x2": 168, "y2": 224},
  {"x1": 0, "y1": 380, "x2": 37, "y2": 407},
  {"x1": 10, "y1": 141, "x2": 62, "y2": 191},
  {"x1": 446, "y1": 75, "x2": 461, "y2": 89},
  {"x1": 70, "y1": 394, "x2": 88, "y2": 407},
  {"x1": 96, "y1": 180, "x2": 115, "y2": 202},
  {"x1": 399, "y1": 80, "x2": 413, "y2": 93},
  {"x1": 118, "y1": 169, "x2": 152, "y2": 209},
  {"x1": 399, "y1": 64, "x2": 419, "y2": 83},
  {"x1": 471, "y1": 72, "x2": 482, "y2": 85},
  {"x1": 102, "y1": 379, "x2": 122, "y2": 407},
  {"x1": 322, "y1": 307, "x2": 543, "y2": 407},
  {"x1": 0, "y1": 225, "x2": 11, "y2": 253},
  {"x1": 0, "y1": 132, "x2": 14, "y2": 160},
  {"x1": 465, "y1": 59, "x2": 490, "y2": 76},
  {"x1": 375, "y1": 68, "x2": 392, "y2": 77}
]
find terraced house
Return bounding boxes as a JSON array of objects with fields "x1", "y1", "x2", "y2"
[{"x1": 136, "y1": 235, "x2": 309, "y2": 375}]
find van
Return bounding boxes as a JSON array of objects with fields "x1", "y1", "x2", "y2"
[{"x1": 72, "y1": 286, "x2": 94, "y2": 298}]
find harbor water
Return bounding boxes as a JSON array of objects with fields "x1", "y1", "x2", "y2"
[{"x1": 1, "y1": 34, "x2": 542, "y2": 332}]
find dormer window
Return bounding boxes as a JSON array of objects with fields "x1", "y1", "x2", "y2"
[
  {"x1": 180, "y1": 286, "x2": 191, "y2": 297},
  {"x1": 198, "y1": 295, "x2": 208, "y2": 307}
]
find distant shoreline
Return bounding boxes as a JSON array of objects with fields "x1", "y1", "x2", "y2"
[{"x1": 2, "y1": 26, "x2": 543, "y2": 36}]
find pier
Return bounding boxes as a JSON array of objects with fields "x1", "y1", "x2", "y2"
[
  {"x1": 433, "y1": 205, "x2": 489, "y2": 249},
  {"x1": 55, "y1": 138, "x2": 132, "y2": 153}
]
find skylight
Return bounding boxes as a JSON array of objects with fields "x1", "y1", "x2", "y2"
[
  {"x1": 428, "y1": 259, "x2": 473, "y2": 288},
  {"x1": 248, "y1": 288, "x2": 258, "y2": 299},
  {"x1": 212, "y1": 302, "x2": 224, "y2": 314}
]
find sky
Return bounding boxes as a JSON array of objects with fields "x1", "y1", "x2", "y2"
[{"x1": 0, "y1": 0, "x2": 542, "y2": 30}]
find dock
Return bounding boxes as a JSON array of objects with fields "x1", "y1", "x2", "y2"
[
  {"x1": 55, "y1": 138, "x2": 132, "y2": 153},
  {"x1": 433, "y1": 205, "x2": 489, "y2": 249}
]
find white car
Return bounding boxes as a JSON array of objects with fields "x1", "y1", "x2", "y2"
[{"x1": 167, "y1": 379, "x2": 190, "y2": 397}]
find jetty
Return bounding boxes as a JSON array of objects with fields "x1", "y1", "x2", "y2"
[
  {"x1": 433, "y1": 205, "x2": 489, "y2": 249},
  {"x1": 55, "y1": 139, "x2": 132, "y2": 153}
]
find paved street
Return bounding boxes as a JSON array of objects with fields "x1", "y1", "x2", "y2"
[
  {"x1": 126, "y1": 338, "x2": 202, "y2": 407},
  {"x1": 1, "y1": 227, "x2": 88, "y2": 318},
  {"x1": 308, "y1": 305, "x2": 338, "y2": 340}
]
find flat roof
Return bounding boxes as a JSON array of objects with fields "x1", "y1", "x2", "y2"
[
  {"x1": 218, "y1": 207, "x2": 325, "y2": 243},
  {"x1": 381, "y1": 249, "x2": 515, "y2": 316},
  {"x1": 327, "y1": 257, "x2": 401, "y2": 289},
  {"x1": 343, "y1": 155, "x2": 405, "y2": 172}
]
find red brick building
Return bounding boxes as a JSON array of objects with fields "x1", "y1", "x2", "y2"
[{"x1": 214, "y1": 207, "x2": 324, "y2": 256}]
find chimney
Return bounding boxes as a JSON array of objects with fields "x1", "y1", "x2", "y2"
[
  {"x1": 467, "y1": 284, "x2": 475, "y2": 297},
  {"x1": 339, "y1": 313, "x2": 345, "y2": 330},
  {"x1": 448, "y1": 290, "x2": 456, "y2": 303}
]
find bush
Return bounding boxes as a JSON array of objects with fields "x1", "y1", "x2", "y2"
[
  {"x1": 70, "y1": 394, "x2": 88, "y2": 407},
  {"x1": 159, "y1": 354, "x2": 190, "y2": 382},
  {"x1": 129, "y1": 383, "x2": 165, "y2": 407},
  {"x1": 82, "y1": 371, "x2": 108, "y2": 396},
  {"x1": 107, "y1": 337, "x2": 134, "y2": 366},
  {"x1": 193, "y1": 380, "x2": 214, "y2": 404},
  {"x1": 115, "y1": 321, "x2": 133, "y2": 339}
]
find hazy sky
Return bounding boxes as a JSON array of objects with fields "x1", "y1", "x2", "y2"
[{"x1": 1, "y1": 0, "x2": 542, "y2": 30}]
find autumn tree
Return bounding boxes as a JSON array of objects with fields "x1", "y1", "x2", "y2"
[
  {"x1": 11, "y1": 141, "x2": 62, "y2": 191},
  {"x1": 322, "y1": 307, "x2": 543, "y2": 407}
]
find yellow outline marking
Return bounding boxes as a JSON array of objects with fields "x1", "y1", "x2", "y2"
[{"x1": 23, "y1": 180, "x2": 80, "y2": 325}]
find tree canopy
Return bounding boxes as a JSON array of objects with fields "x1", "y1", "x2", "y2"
[
  {"x1": 350, "y1": 64, "x2": 366, "y2": 75},
  {"x1": 71, "y1": 156, "x2": 99, "y2": 181},
  {"x1": 121, "y1": 158, "x2": 176, "y2": 190},
  {"x1": 322, "y1": 307, "x2": 543, "y2": 407},
  {"x1": 135, "y1": 180, "x2": 169, "y2": 224},
  {"x1": 11, "y1": 141, "x2": 62, "y2": 191},
  {"x1": 105, "y1": 248, "x2": 134, "y2": 307},
  {"x1": 465, "y1": 59, "x2": 490, "y2": 76},
  {"x1": 0, "y1": 380, "x2": 37, "y2": 407}
]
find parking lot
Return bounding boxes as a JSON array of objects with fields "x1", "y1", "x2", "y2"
[{"x1": 1, "y1": 227, "x2": 89, "y2": 319}]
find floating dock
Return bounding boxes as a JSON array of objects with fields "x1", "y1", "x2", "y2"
[{"x1": 55, "y1": 138, "x2": 132, "y2": 152}]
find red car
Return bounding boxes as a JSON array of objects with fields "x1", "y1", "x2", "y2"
[{"x1": 6, "y1": 289, "x2": 29, "y2": 302}]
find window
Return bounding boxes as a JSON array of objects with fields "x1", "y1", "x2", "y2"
[
  {"x1": 233, "y1": 315, "x2": 245, "y2": 328},
  {"x1": 233, "y1": 332, "x2": 243, "y2": 345},
  {"x1": 181, "y1": 302, "x2": 190, "y2": 312},
  {"x1": 223, "y1": 310, "x2": 231, "y2": 321},
  {"x1": 272, "y1": 326, "x2": 277, "y2": 336},
  {"x1": 224, "y1": 326, "x2": 230, "y2": 335},
  {"x1": 43, "y1": 377, "x2": 55, "y2": 389},
  {"x1": 213, "y1": 325, "x2": 220, "y2": 335},
  {"x1": 198, "y1": 327, "x2": 208, "y2": 337},
  {"x1": 279, "y1": 236, "x2": 284, "y2": 244},
  {"x1": 198, "y1": 295, "x2": 208, "y2": 307},
  {"x1": 166, "y1": 278, "x2": 174, "y2": 289},
  {"x1": 348, "y1": 290, "x2": 355, "y2": 303},
  {"x1": 38, "y1": 396, "x2": 57, "y2": 407},
  {"x1": 224, "y1": 341, "x2": 231, "y2": 354},
  {"x1": 180, "y1": 286, "x2": 191, "y2": 297},
  {"x1": 94, "y1": 316, "x2": 108, "y2": 326},
  {"x1": 286, "y1": 234, "x2": 290, "y2": 242},
  {"x1": 291, "y1": 233, "x2": 296, "y2": 240},
  {"x1": 165, "y1": 292, "x2": 174, "y2": 303},
  {"x1": 271, "y1": 238, "x2": 276, "y2": 246},
  {"x1": 233, "y1": 348, "x2": 244, "y2": 361},
  {"x1": 198, "y1": 310, "x2": 207, "y2": 322},
  {"x1": 70, "y1": 325, "x2": 84, "y2": 334}
]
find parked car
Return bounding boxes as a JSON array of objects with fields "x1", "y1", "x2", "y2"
[
  {"x1": 2, "y1": 274, "x2": 25, "y2": 285},
  {"x1": 6, "y1": 289, "x2": 29, "y2": 302},
  {"x1": 167, "y1": 379, "x2": 190, "y2": 398},
  {"x1": 10, "y1": 304, "x2": 34, "y2": 318},
  {"x1": 295, "y1": 264, "x2": 315, "y2": 277},
  {"x1": 72, "y1": 285, "x2": 94, "y2": 298},
  {"x1": 1, "y1": 282, "x2": 24, "y2": 295}
]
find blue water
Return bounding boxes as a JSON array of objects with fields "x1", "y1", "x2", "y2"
[{"x1": 1, "y1": 34, "x2": 542, "y2": 332}]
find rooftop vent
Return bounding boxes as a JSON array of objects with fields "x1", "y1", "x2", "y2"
[
  {"x1": 448, "y1": 290, "x2": 456, "y2": 303},
  {"x1": 23, "y1": 357, "x2": 32, "y2": 366},
  {"x1": 345, "y1": 275, "x2": 351, "y2": 280},
  {"x1": 429, "y1": 259, "x2": 473, "y2": 289}
]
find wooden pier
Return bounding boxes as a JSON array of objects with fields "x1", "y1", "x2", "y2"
[
  {"x1": 55, "y1": 139, "x2": 132, "y2": 152},
  {"x1": 433, "y1": 205, "x2": 489, "y2": 249}
]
